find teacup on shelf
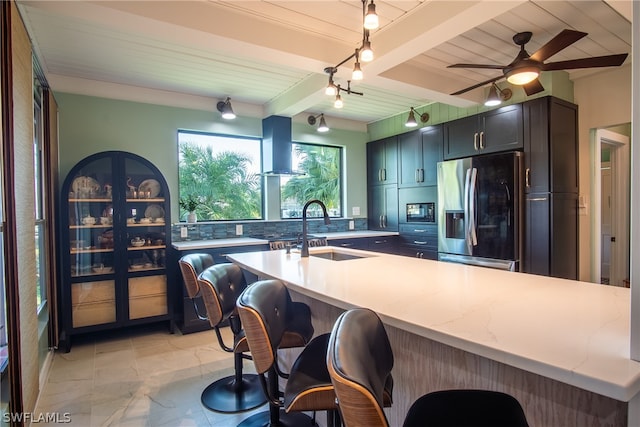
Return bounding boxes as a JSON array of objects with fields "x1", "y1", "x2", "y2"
[
  {"x1": 82, "y1": 216, "x2": 96, "y2": 225},
  {"x1": 100, "y1": 216, "x2": 111, "y2": 225},
  {"x1": 131, "y1": 237, "x2": 145, "y2": 247}
]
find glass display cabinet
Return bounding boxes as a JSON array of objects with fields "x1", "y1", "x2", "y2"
[{"x1": 60, "y1": 151, "x2": 173, "y2": 351}]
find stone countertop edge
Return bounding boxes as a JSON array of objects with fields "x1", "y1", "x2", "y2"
[{"x1": 171, "y1": 230, "x2": 399, "y2": 250}]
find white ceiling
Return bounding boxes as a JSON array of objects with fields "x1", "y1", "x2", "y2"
[{"x1": 17, "y1": 1, "x2": 632, "y2": 126}]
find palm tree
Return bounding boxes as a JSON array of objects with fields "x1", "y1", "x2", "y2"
[
  {"x1": 179, "y1": 143, "x2": 261, "y2": 220},
  {"x1": 282, "y1": 144, "x2": 341, "y2": 216}
]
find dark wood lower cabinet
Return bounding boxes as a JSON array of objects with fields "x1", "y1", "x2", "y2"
[
  {"x1": 173, "y1": 244, "x2": 267, "y2": 334},
  {"x1": 524, "y1": 193, "x2": 578, "y2": 279},
  {"x1": 397, "y1": 224, "x2": 438, "y2": 260}
]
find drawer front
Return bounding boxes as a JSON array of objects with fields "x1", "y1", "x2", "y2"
[{"x1": 399, "y1": 224, "x2": 437, "y2": 236}]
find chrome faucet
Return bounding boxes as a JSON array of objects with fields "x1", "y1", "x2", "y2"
[{"x1": 301, "y1": 199, "x2": 331, "y2": 257}]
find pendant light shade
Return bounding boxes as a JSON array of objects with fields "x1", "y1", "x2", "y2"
[
  {"x1": 363, "y1": 1, "x2": 379, "y2": 30},
  {"x1": 216, "y1": 97, "x2": 236, "y2": 120},
  {"x1": 405, "y1": 108, "x2": 418, "y2": 127}
]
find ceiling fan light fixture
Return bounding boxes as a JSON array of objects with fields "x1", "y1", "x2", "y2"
[
  {"x1": 364, "y1": 1, "x2": 379, "y2": 30},
  {"x1": 506, "y1": 66, "x2": 539, "y2": 85},
  {"x1": 216, "y1": 97, "x2": 236, "y2": 120}
]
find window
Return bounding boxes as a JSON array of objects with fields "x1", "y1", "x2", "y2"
[
  {"x1": 178, "y1": 131, "x2": 262, "y2": 220},
  {"x1": 33, "y1": 83, "x2": 47, "y2": 312},
  {"x1": 280, "y1": 142, "x2": 342, "y2": 218}
]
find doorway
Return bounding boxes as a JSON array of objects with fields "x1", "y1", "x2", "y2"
[{"x1": 592, "y1": 127, "x2": 630, "y2": 287}]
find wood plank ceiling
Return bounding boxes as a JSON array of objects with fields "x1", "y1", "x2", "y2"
[{"x1": 17, "y1": 1, "x2": 632, "y2": 125}]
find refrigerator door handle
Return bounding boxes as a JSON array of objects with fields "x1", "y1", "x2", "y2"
[
  {"x1": 469, "y1": 167, "x2": 478, "y2": 247},
  {"x1": 464, "y1": 168, "x2": 472, "y2": 252}
]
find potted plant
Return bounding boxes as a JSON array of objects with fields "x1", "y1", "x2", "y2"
[{"x1": 179, "y1": 194, "x2": 201, "y2": 223}]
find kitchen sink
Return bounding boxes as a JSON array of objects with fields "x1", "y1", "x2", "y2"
[{"x1": 310, "y1": 249, "x2": 373, "y2": 261}]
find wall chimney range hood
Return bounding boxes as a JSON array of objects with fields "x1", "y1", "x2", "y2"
[{"x1": 262, "y1": 115, "x2": 304, "y2": 176}]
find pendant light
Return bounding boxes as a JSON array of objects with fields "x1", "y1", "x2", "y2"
[
  {"x1": 360, "y1": 36, "x2": 374, "y2": 62},
  {"x1": 352, "y1": 50, "x2": 363, "y2": 80},
  {"x1": 334, "y1": 93, "x2": 344, "y2": 109}
]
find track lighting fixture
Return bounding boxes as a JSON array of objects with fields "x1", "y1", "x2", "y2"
[
  {"x1": 364, "y1": 0, "x2": 379, "y2": 30},
  {"x1": 352, "y1": 50, "x2": 363, "y2": 80},
  {"x1": 484, "y1": 83, "x2": 513, "y2": 107},
  {"x1": 405, "y1": 107, "x2": 430, "y2": 128},
  {"x1": 308, "y1": 114, "x2": 329, "y2": 132},
  {"x1": 216, "y1": 97, "x2": 236, "y2": 120},
  {"x1": 330, "y1": 81, "x2": 363, "y2": 109},
  {"x1": 322, "y1": 0, "x2": 377, "y2": 107}
]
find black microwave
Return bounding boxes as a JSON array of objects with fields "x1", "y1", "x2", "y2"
[{"x1": 407, "y1": 202, "x2": 435, "y2": 223}]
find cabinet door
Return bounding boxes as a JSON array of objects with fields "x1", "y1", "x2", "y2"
[
  {"x1": 398, "y1": 130, "x2": 422, "y2": 187},
  {"x1": 367, "y1": 137, "x2": 397, "y2": 185},
  {"x1": 444, "y1": 115, "x2": 478, "y2": 160},
  {"x1": 368, "y1": 185, "x2": 398, "y2": 231},
  {"x1": 421, "y1": 125, "x2": 443, "y2": 186},
  {"x1": 550, "y1": 193, "x2": 578, "y2": 279},
  {"x1": 523, "y1": 97, "x2": 550, "y2": 193},
  {"x1": 524, "y1": 194, "x2": 550, "y2": 276},
  {"x1": 481, "y1": 104, "x2": 523, "y2": 154}
]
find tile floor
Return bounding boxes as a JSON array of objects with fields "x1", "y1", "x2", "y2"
[{"x1": 34, "y1": 324, "x2": 270, "y2": 426}]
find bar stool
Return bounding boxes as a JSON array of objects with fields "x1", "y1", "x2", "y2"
[
  {"x1": 236, "y1": 279, "x2": 340, "y2": 427},
  {"x1": 178, "y1": 254, "x2": 267, "y2": 413},
  {"x1": 327, "y1": 308, "x2": 530, "y2": 427}
]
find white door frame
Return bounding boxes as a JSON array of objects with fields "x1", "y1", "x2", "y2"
[{"x1": 591, "y1": 128, "x2": 630, "y2": 286}]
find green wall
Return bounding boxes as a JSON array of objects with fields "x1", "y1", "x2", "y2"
[{"x1": 55, "y1": 93, "x2": 369, "y2": 222}]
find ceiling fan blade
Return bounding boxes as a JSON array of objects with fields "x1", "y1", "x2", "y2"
[
  {"x1": 542, "y1": 53, "x2": 628, "y2": 71},
  {"x1": 529, "y1": 29, "x2": 587, "y2": 62},
  {"x1": 447, "y1": 63, "x2": 506, "y2": 70},
  {"x1": 450, "y1": 75, "x2": 504, "y2": 96},
  {"x1": 523, "y1": 79, "x2": 544, "y2": 96}
]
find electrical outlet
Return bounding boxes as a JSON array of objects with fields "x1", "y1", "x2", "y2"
[
  {"x1": 236, "y1": 224, "x2": 243, "y2": 235},
  {"x1": 349, "y1": 220, "x2": 355, "y2": 230},
  {"x1": 181, "y1": 226, "x2": 188, "y2": 238}
]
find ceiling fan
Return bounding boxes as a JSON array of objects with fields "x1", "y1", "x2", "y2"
[{"x1": 449, "y1": 29, "x2": 628, "y2": 96}]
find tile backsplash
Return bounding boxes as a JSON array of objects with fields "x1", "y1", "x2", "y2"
[{"x1": 171, "y1": 218, "x2": 368, "y2": 241}]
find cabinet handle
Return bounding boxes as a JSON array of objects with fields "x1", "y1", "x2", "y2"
[
  {"x1": 479, "y1": 131, "x2": 484, "y2": 149},
  {"x1": 414, "y1": 240, "x2": 428, "y2": 245},
  {"x1": 420, "y1": 252, "x2": 424, "y2": 258},
  {"x1": 473, "y1": 132, "x2": 479, "y2": 150},
  {"x1": 378, "y1": 169, "x2": 382, "y2": 182},
  {"x1": 379, "y1": 215, "x2": 383, "y2": 228},
  {"x1": 525, "y1": 168, "x2": 531, "y2": 187},
  {"x1": 415, "y1": 169, "x2": 419, "y2": 183},
  {"x1": 383, "y1": 168, "x2": 386, "y2": 181},
  {"x1": 413, "y1": 229, "x2": 426, "y2": 233},
  {"x1": 373, "y1": 240, "x2": 386, "y2": 244},
  {"x1": 340, "y1": 243, "x2": 354, "y2": 247}
]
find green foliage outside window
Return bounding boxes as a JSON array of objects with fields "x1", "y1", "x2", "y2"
[{"x1": 179, "y1": 142, "x2": 262, "y2": 220}]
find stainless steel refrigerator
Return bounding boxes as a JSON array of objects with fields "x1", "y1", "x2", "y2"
[{"x1": 437, "y1": 151, "x2": 523, "y2": 271}]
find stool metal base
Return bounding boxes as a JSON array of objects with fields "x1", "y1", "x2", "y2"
[
  {"x1": 201, "y1": 373, "x2": 267, "y2": 413},
  {"x1": 237, "y1": 409, "x2": 318, "y2": 427}
]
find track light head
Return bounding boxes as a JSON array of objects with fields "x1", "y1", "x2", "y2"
[{"x1": 364, "y1": 1, "x2": 379, "y2": 30}]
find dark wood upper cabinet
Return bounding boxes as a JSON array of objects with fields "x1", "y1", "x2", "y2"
[
  {"x1": 523, "y1": 97, "x2": 578, "y2": 194},
  {"x1": 444, "y1": 104, "x2": 523, "y2": 160},
  {"x1": 367, "y1": 136, "x2": 397, "y2": 185},
  {"x1": 398, "y1": 125, "x2": 443, "y2": 188}
]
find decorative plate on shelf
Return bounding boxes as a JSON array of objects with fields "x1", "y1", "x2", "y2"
[
  {"x1": 138, "y1": 179, "x2": 161, "y2": 198},
  {"x1": 144, "y1": 204, "x2": 165, "y2": 220},
  {"x1": 71, "y1": 176, "x2": 101, "y2": 197}
]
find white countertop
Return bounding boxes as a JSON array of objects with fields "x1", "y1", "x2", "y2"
[
  {"x1": 227, "y1": 246, "x2": 640, "y2": 402},
  {"x1": 172, "y1": 230, "x2": 398, "y2": 251}
]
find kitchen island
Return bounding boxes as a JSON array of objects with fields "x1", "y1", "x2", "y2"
[{"x1": 227, "y1": 246, "x2": 640, "y2": 427}]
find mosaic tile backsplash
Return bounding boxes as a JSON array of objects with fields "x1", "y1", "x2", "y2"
[{"x1": 171, "y1": 218, "x2": 368, "y2": 242}]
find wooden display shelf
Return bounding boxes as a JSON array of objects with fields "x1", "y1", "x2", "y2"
[
  {"x1": 69, "y1": 198, "x2": 112, "y2": 203},
  {"x1": 126, "y1": 197, "x2": 165, "y2": 203},
  {"x1": 70, "y1": 247, "x2": 114, "y2": 254}
]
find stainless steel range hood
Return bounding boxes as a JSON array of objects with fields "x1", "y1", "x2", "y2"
[{"x1": 262, "y1": 115, "x2": 304, "y2": 176}]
